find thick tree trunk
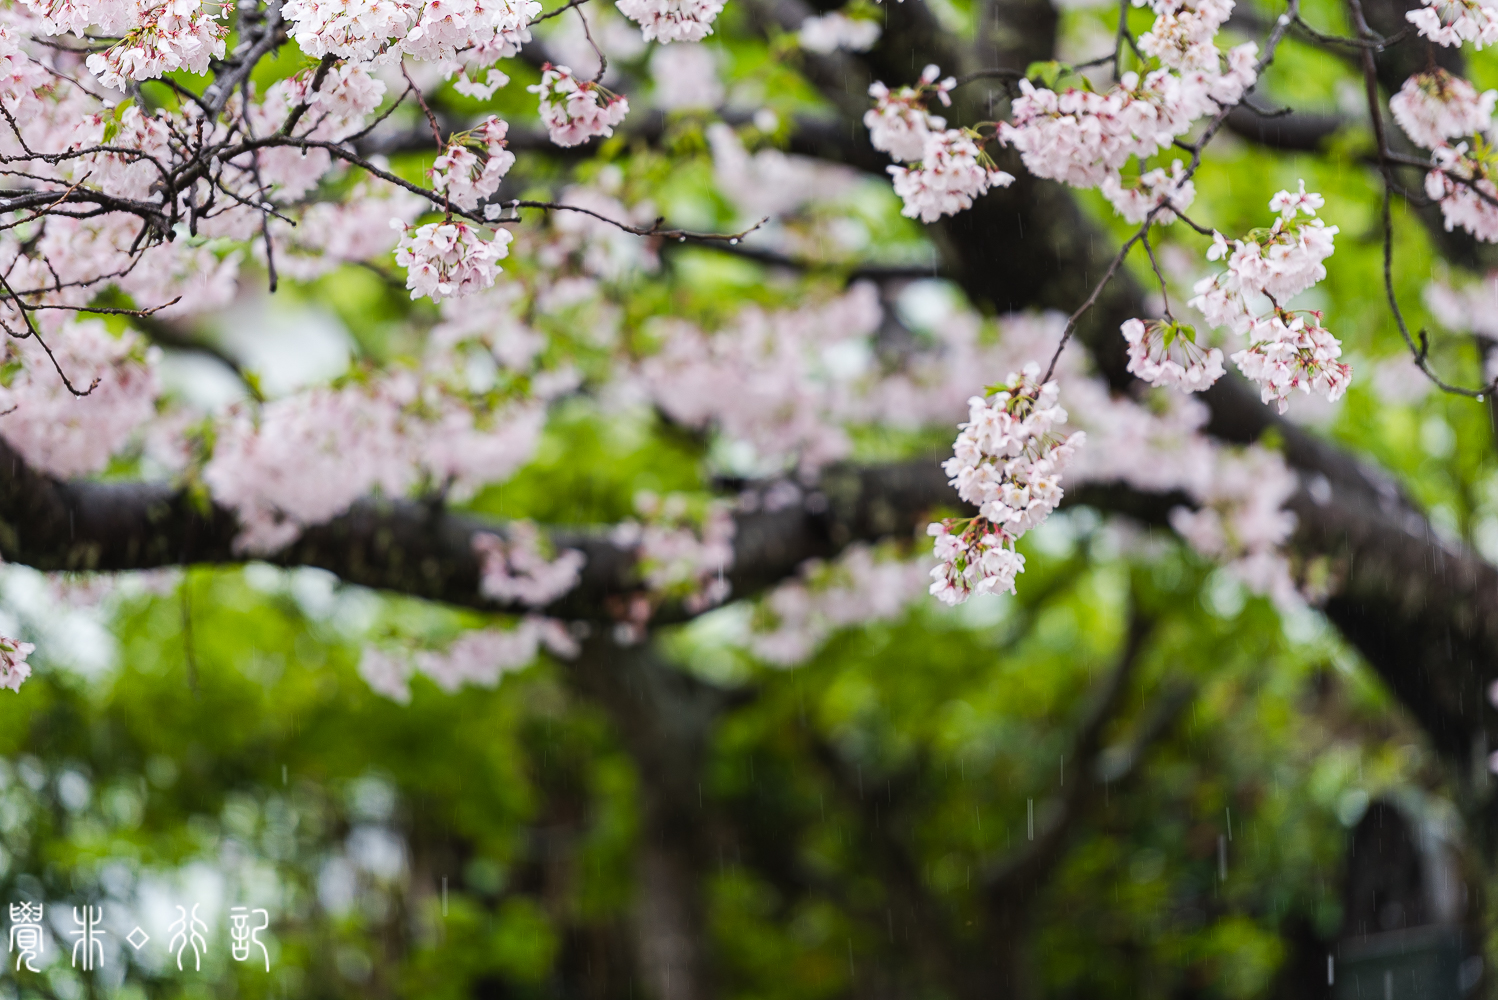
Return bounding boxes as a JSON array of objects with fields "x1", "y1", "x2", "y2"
[
  {"x1": 633, "y1": 840, "x2": 709, "y2": 1000},
  {"x1": 565, "y1": 634, "x2": 724, "y2": 1000}
]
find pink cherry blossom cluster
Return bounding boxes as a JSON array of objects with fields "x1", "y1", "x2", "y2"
[
  {"x1": 393, "y1": 220, "x2": 514, "y2": 301},
  {"x1": 0, "y1": 322, "x2": 160, "y2": 479},
  {"x1": 1099, "y1": 159, "x2": 1196, "y2": 224},
  {"x1": 22, "y1": 0, "x2": 135, "y2": 36},
  {"x1": 615, "y1": 0, "x2": 723, "y2": 42},
  {"x1": 636, "y1": 284, "x2": 881, "y2": 476},
  {"x1": 888, "y1": 129, "x2": 1015, "y2": 223},
  {"x1": 204, "y1": 372, "x2": 547, "y2": 552},
  {"x1": 748, "y1": 544, "x2": 929, "y2": 667},
  {"x1": 86, "y1": 0, "x2": 228, "y2": 90},
  {"x1": 271, "y1": 180, "x2": 425, "y2": 281},
  {"x1": 798, "y1": 11, "x2": 880, "y2": 53},
  {"x1": 864, "y1": 64, "x2": 955, "y2": 164},
  {"x1": 1405, "y1": 0, "x2": 1498, "y2": 48},
  {"x1": 1186, "y1": 183, "x2": 1349, "y2": 411},
  {"x1": 1120, "y1": 317, "x2": 1225, "y2": 391},
  {"x1": 705, "y1": 123, "x2": 860, "y2": 241},
  {"x1": 611, "y1": 492, "x2": 735, "y2": 614},
  {"x1": 998, "y1": 0, "x2": 1254, "y2": 217},
  {"x1": 1424, "y1": 142, "x2": 1498, "y2": 241},
  {"x1": 928, "y1": 365, "x2": 1085, "y2": 604},
  {"x1": 280, "y1": 0, "x2": 537, "y2": 63},
  {"x1": 1389, "y1": 69, "x2": 1496, "y2": 149},
  {"x1": 205, "y1": 382, "x2": 414, "y2": 553},
  {"x1": 1167, "y1": 445, "x2": 1301, "y2": 609},
  {"x1": 430, "y1": 116, "x2": 516, "y2": 211},
  {"x1": 401, "y1": 0, "x2": 540, "y2": 62},
  {"x1": 1230, "y1": 310, "x2": 1351, "y2": 413},
  {"x1": 529, "y1": 64, "x2": 629, "y2": 147},
  {"x1": 359, "y1": 617, "x2": 578, "y2": 702},
  {"x1": 472, "y1": 522, "x2": 586, "y2": 607},
  {"x1": 281, "y1": 0, "x2": 415, "y2": 60},
  {"x1": 1424, "y1": 271, "x2": 1498, "y2": 338},
  {"x1": 864, "y1": 65, "x2": 1013, "y2": 222},
  {"x1": 0, "y1": 636, "x2": 33, "y2": 693}
]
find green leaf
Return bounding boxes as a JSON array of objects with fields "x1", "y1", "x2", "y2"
[
  {"x1": 102, "y1": 98, "x2": 133, "y2": 145},
  {"x1": 241, "y1": 369, "x2": 267, "y2": 403},
  {"x1": 1023, "y1": 60, "x2": 1070, "y2": 90}
]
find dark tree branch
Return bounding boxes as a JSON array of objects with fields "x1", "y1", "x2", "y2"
[{"x1": 1223, "y1": 105, "x2": 1348, "y2": 152}]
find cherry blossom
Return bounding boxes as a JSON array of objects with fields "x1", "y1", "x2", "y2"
[
  {"x1": 401, "y1": 0, "x2": 540, "y2": 61},
  {"x1": 1425, "y1": 143, "x2": 1498, "y2": 241},
  {"x1": 359, "y1": 648, "x2": 414, "y2": 703},
  {"x1": 650, "y1": 43, "x2": 723, "y2": 109},
  {"x1": 0, "y1": 322, "x2": 160, "y2": 479},
  {"x1": 472, "y1": 522, "x2": 586, "y2": 607},
  {"x1": 1406, "y1": 0, "x2": 1498, "y2": 48},
  {"x1": 706, "y1": 123, "x2": 859, "y2": 227},
  {"x1": 393, "y1": 219, "x2": 514, "y2": 300},
  {"x1": 1168, "y1": 445, "x2": 1300, "y2": 609},
  {"x1": 799, "y1": 11, "x2": 881, "y2": 53},
  {"x1": 928, "y1": 364, "x2": 1085, "y2": 605},
  {"x1": 864, "y1": 65, "x2": 953, "y2": 164},
  {"x1": 281, "y1": 0, "x2": 415, "y2": 60},
  {"x1": 0, "y1": 0, "x2": 1445, "y2": 671},
  {"x1": 414, "y1": 618, "x2": 576, "y2": 691},
  {"x1": 1230, "y1": 310, "x2": 1351, "y2": 413},
  {"x1": 1185, "y1": 183, "x2": 1349, "y2": 410},
  {"x1": 361, "y1": 616, "x2": 579, "y2": 700},
  {"x1": 529, "y1": 64, "x2": 630, "y2": 146},
  {"x1": 0, "y1": 636, "x2": 34, "y2": 693},
  {"x1": 1188, "y1": 183, "x2": 1337, "y2": 330},
  {"x1": 272, "y1": 181, "x2": 425, "y2": 281},
  {"x1": 87, "y1": 0, "x2": 228, "y2": 90},
  {"x1": 1424, "y1": 271, "x2": 1498, "y2": 338},
  {"x1": 749, "y1": 545, "x2": 929, "y2": 666},
  {"x1": 1121, "y1": 317, "x2": 1225, "y2": 390},
  {"x1": 611, "y1": 493, "x2": 735, "y2": 615},
  {"x1": 615, "y1": 0, "x2": 722, "y2": 42},
  {"x1": 1389, "y1": 69, "x2": 1497, "y2": 149},
  {"x1": 1099, "y1": 159, "x2": 1196, "y2": 224},
  {"x1": 998, "y1": 0, "x2": 1256, "y2": 200},
  {"x1": 888, "y1": 129, "x2": 1015, "y2": 222},
  {"x1": 430, "y1": 117, "x2": 516, "y2": 211},
  {"x1": 204, "y1": 382, "x2": 415, "y2": 553},
  {"x1": 636, "y1": 284, "x2": 881, "y2": 475}
]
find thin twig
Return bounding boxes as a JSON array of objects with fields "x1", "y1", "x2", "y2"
[
  {"x1": 577, "y1": 6, "x2": 608, "y2": 84},
  {"x1": 1142, "y1": 231, "x2": 1173, "y2": 320},
  {"x1": 403, "y1": 63, "x2": 446, "y2": 147}
]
